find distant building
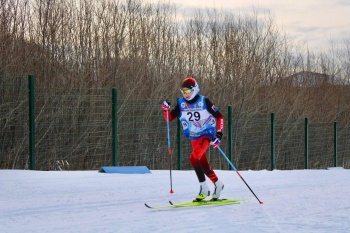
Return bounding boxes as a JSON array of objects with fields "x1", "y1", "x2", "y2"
[{"x1": 282, "y1": 71, "x2": 337, "y2": 87}]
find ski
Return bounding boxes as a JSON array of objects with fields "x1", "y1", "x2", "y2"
[
  {"x1": 145, "y1": 198, "x2": 246, "y2": 209},
  {"x1": 144, "y1": 203, "x2": 172, "y2": 209},
  {"x1": 169, "y1": 198, "x2": 242, "y2": 207}
]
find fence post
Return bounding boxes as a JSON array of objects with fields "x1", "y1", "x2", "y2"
[
  {"x1": 177, "y1": 117, "x2": 182, "y2": 170},
  {"x1": 112, "y1": 88, "x2": 118, "y2": 166},
  {"x1": 305, "y1": 118, "x2": 309, "y2": 169},
  {"x1": 228, "y1": 106, "x2": 233, "y2": 170},
  {"x1": 334, "y1": 121, "x2": 338, "y2": 167},
  {"x1": 28, "y1": 75, "x2": 36, "y2": 170},
  {"x1": 271, "y1": 112, "x2": 275, "y2": 170}
]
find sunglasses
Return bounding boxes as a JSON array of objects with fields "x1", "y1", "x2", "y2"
[{"x1": 180, "y1": 88, "x2": 194, "y2": 94}]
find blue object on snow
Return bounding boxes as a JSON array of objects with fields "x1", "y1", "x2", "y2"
[{"x1": 99, "y1": 166, "x2": 151, "y2": 174}]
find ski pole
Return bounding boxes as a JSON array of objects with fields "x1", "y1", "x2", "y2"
[
  {"x1": 166, "y1": 110, "x2": 174, "y2": 194},
  {"x1": 217, "y1": 146, "x2": 263, "y2": 204}
]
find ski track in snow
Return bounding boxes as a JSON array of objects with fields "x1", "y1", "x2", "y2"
[{"x1": 1, "y1": 169, "x2": 350, "y2": 233}]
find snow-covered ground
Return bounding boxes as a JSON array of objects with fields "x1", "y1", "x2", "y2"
[{"x1": 1, "y1": 168, "x2": 349, "y2": 233}]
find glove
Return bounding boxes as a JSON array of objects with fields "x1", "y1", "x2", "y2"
[
  {"x1": 210, "y1": 131, "x2": 223, "y2": 149},
  {"x1": 161, "y1": 100, "x2": 171, "y2": 111}
]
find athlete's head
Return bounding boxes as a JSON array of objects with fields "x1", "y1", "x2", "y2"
[{"x1": 180, "y1": 77, "x2": 200, "y2": 101}]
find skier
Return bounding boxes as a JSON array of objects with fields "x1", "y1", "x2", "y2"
[{"x1": 161, "y1": 77, "x2": 224, "y2": 201}]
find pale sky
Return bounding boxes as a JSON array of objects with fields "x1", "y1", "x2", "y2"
[{"x1": 150, "y1": 0, "x2": 350, "y2": 53}]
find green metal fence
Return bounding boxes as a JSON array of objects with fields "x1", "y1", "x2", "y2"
[
  {"x1": 0, "y1": 76, "x2": 29, "y2": 169},
  {"x1": 1, "y1": 75, "x2": 350, "y2": 170},
  {"x1": 34, "y1": 87, "x2": 113, "y2": 170}
]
